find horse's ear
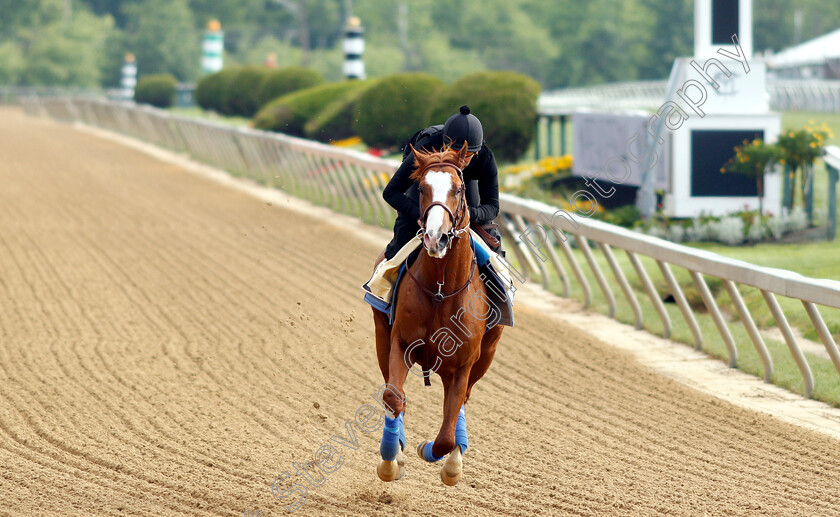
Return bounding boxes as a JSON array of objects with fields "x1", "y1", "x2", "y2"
[
  {"x1": 409, "y1": 144, "x2": 428, "y2": 181},
  {"x1": 457, "y1": 141, "x2": 470, "y2": 167},
  {"x1": 410, "y1": 144, "x2": 424, "y2": 167}
]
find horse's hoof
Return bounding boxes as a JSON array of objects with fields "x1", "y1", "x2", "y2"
[
  {"x1": 440, "y1": 447, "x2": 463, "y2": 486},
  {"x1": 377, "y1": 460, "x2": 402, "y2": 482},
  {"x1": 440, "y1": 466, "x2": 461, "y2": 486}
]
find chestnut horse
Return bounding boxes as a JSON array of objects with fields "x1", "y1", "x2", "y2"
[{"x1": 371, "y1": 144, "x2": 504, "y2": 486}]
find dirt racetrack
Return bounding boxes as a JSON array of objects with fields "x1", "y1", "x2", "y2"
[{"x1": 3, "y1": 107, "x2": 840, "y2": 516}]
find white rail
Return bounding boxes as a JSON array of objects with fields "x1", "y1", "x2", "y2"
[
  {"x1": 538, "y1": 81, "x2": 667, "y2": 114},
  {"x1": 21, "y1": 95, "x2": 840, "y2": 399},
  {"x1": 769, "y1": 80, "x2": 840, "y2": 113},
  {"x1": 538, "y1": 79, "x2": 840, "y2": 114}
]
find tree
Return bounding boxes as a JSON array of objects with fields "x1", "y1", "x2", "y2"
[
  {"x1": 19, "y1": 7, "x2": 114, "y2": 87},
  {"x1": 0, "y1": 41, "x2": 24, "y2": 85},
  {"x1": 636, "y1": 0, "x2": 691, "y2": 79},
  {"x1": 430, "y1": 0, "x2": 557, "y2": 83},
  {"x1": 265, "y1": 0, "x2": 342, "y2": 66},
  {"x1": 122, "y1": 0, "x2": 199, "y2": 81}
]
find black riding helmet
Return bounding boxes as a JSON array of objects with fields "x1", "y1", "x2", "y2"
[{"x1": 443, "y1": 105, "x2": 483, "y2": 153}]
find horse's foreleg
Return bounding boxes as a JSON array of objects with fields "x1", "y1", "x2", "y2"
[
  {"x1": 372, "y1": 308, "x2": 391, "y2": 383},
  {"x1": 418, "y1": 368, "x2": 469, "y2": 485},
  {"x1": 372, "y1": 249, "x2": 389, "y2": 382},
  {"x1": 465, "y1": 325, "x2": 502, "y2": 403},
  {"x1": 439, "y1": 404, "x2": 469, "y2": 486},
  {"x1": 377, "y1": 339, "x2": 410, "y2": 482},
  {"x1": 416, "y1": 367, "x2": 467, "y2": 466}
]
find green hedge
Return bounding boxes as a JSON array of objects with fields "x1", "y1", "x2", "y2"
[
  {"x1": 355, "y1": 73, "x2": 445, "y2": 149},
  {"x1": 304, "y1": 79, "x2": 378, "y2": 143},
  {"x1": 253, "y1": 81, "x2": 365, "y2": 137},
  {"x1": 195, "y1": 68, "x2": 240, "y2": 114},
  {"x1": 258, "y1": 66, "x2": 324, "y2": 107},
  {"x1": 427, "y1": 71, "x2": 541, "y2": 162},
  {"x1": 134, "y1": 74, "x2": 177, "y2": 108},
  {"x1": 225, "y1": 66, "x2": 272, "y2": 117}
]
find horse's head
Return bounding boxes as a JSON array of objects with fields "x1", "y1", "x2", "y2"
[{"x1": 409, "y1": 143, "x2": 472, "y2": 258}]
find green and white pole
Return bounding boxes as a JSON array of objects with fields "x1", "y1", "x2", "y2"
[
  {"x1": 201, "y1": 20, "x2": 224, "y2": 75},
  {"x1": 342, "y1": 16, "x2": 365, "y2": 80},
  {"x1": 121, "y1": 53, "x2": 137, "y2": 101}
]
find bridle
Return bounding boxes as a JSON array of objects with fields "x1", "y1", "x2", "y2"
[
  {"x1": 406, "y1": 160, "x2": 478, "y2": 386},
  {"x1": 415, "y1": 162, "x2": 471, "y2": 250}
]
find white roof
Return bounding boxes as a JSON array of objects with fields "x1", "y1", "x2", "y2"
[{"x1": 770, "y1": 27, "x2": 840, "y2": 68}]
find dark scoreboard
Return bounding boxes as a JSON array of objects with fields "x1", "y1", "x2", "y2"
[{"x1": 691, "y1": 129, "x2": 763, "y2": 197}]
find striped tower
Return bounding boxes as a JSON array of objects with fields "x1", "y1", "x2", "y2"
[
  {"x1": 342, "y1": 16, "x2": 365, "y2": 80},
  {"x1": 201, "y1": 20, "x2": 224, "y2": 75},
  {"x1": 121, "y1": 53, "x2": 137, "y2": 101}
]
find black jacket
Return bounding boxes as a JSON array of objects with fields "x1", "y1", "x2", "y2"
[{"x1": 382, "y1": 131, "x2": 499, "y2": 224}]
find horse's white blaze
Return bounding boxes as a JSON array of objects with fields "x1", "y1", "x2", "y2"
[{"x1": 424, "y1": 171, "x2": 452, "y2": 236}]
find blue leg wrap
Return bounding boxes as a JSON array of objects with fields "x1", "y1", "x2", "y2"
[
  {"x1": 380, "y1": 413, "x2": 403, "y2": 461},
  {"x1": 398, "y1": 413, "x2": 406, "y2": 451},
  {"x1": 455, "y1": 405, "x2": 468, "y2": 454},
  {"x1": 421, "y1": 441, "x2": 445, "y2": 462}
]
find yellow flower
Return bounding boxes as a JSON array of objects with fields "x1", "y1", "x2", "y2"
[
  {"x1": 810, "y1": 142, "x2": 817, "y2": 148},
  {"x1": 752, "y1": 139, "x2": 761, "y2": 146},
  {"x1": 330, "y1": 136, "x2": 363, "y2": 147},
  {"x1": 779, "y1": 159, "x2": 786, "y2": 165},
  {"x1": 538, "y1": 157, "x2": 553, "y2": 170}
]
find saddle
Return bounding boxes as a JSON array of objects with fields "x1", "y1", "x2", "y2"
[
  {"x1": 362, "y1": 231, "x2": 514, "y2": 330},
  {"x1": 471, "y1": 222, "x2": 500, "y2": 251}
]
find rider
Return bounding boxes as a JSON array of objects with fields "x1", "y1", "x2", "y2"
[{"x1": 380, "y1": 105, "x2": 502, "y2": 262}]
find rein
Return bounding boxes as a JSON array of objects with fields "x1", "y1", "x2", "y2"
[{"x1": 406, "y1": 161, "x2": 477, "y2": 386}]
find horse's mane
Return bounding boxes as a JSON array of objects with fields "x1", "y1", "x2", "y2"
[{"x1": 409, "y1": 147, "x2": 463, "y2": 182}]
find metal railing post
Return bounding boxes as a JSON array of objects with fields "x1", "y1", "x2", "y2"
[
  {"x1": 657, "y1": 261, "x2": 702, "y2": 349},
  {"x1": 691, "y1": 271, "x2": 737, "y2": 367},
  {"x1": 626, "y1": 251, "x2": 671, "y2": 338},
  {"x1": 599, "y1": 242, "x2": 643, "y2": 329},
  {"x1": 762, "y1": 290, "x2": 814, "y2": 398},
  {"x1": 723, "y1": 280, "x2": 773, "y2": 381},
  {"x1": 576, "y1": 235, "x2": 617, "y2": 318}
]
